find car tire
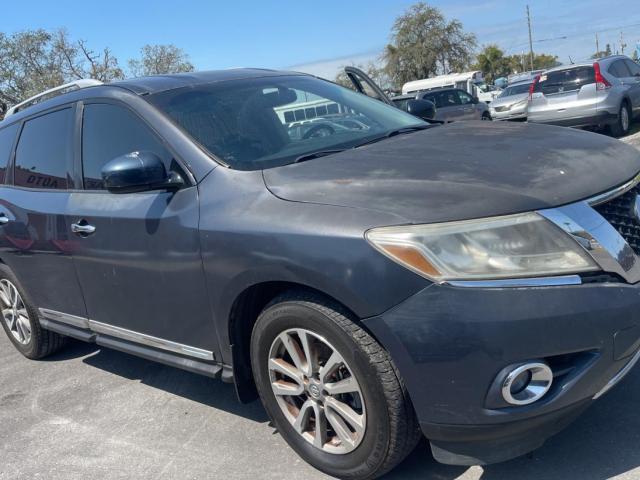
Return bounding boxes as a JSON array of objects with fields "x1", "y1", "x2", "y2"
[
  {"x1": 610, "y1": 102, "x2": 631, "y2": 137},
  {"x1": 0, "y1": 264, "x2": 67, "y2": 359},
  {"x1": 250, "y1": 291, "x2": 421, "y2": 480},
  {"x1": 481, "y1": 112, "x2": 492, "y2": 121}
]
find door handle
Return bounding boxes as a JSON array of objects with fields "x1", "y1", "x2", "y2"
[
  {"x1": 0, "y1": 214, "x2": 9, "y2": 225},
  {"x1": 71, "y1": 221, "x2": 96, "y2": 236}
]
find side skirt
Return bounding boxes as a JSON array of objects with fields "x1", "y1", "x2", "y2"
[{"x1": 39, "y1": 311, "x2": 231, "y2": 380}]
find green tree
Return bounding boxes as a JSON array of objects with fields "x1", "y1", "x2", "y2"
[
  {"x1": 128, "y1": 44, "x2": 194, "y2": 77},
  {"x1": 382, "y1": 2, "x2": 476, "y2": 88},
  {"x1": 631, "y1": 49, "x2": 639, "y2": 62},
  {"x1": 0, "y1": 29, "x2": 123, "y2": 108},
  {"x1": 531, "y1": 53, "x2": 560, "y2": 70},
  {"x1": 474, "y1": 44, "x2": 511, "y2": 83}
]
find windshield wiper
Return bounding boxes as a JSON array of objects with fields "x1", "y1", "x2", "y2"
[
  {"x1": 353, "y1": 124, "x2": 434, "y2": 149},
  {"x1": 294, "y1": 149, "x2": 346, "y2": 163}
]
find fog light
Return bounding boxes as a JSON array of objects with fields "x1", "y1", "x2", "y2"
[{"x1": 501, "y1": 362, "x2": 553, "y2": 406}]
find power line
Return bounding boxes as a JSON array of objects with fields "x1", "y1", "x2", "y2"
[{"x1": 505, "y1": 21, "x2": 640, "y2": 52}]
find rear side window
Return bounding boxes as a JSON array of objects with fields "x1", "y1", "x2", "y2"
[
  {"x1": 624, "y1": 59, "x2": 640, "y2": 76},
  {"x1": 534, "y1": 67, "x2": 595, "y2": 95},
  {"x1": 82, "y1": 103, "x2": 173, "y2": 190},
  {"x1": 0, "y1": 124, "x2": 19, "y2": 184},
  {"x1": 14, "y1": 108, "x2": 73, "y2": 190},
  {"x1": 609, "y1": 60, "x2": 630, "y2": 78}
]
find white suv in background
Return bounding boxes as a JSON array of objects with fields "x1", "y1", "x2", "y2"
[{"x1": 528, "y1": 55, "x2": 640, "y2": 137}]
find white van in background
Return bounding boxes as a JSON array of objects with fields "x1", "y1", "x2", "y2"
[{"x1": 401, "y1": 71, "x2": 502, "y2": 104}]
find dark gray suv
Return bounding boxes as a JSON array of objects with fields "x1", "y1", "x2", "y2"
[{"x1": 1, "y1": 69, "x2": 640, "y2": 479}]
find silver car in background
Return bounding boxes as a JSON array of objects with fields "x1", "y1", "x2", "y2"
[
  {"x1": 392, "y1": 88, "x2": 491, "y2": 122},
  {"x1": 528, "y1": 55, "x2": 640, "y2": 136},
  {"x1": 489, "y1": 81, "x2": 532, "y2": 121}
]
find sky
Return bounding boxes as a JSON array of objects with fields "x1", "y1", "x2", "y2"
[{"x1": 2, "y1": 0, "x2": 640, "y2": 80}]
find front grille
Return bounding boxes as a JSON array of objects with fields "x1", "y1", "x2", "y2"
[{"x1": 593, "y1": 185, "x2": 640, "y2": 255}]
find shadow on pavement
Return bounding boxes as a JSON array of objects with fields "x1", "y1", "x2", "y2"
[
  {"x1": 45, "y1": 339, "x2": 269, "y2": 423},
  {"x1": 41, "y1": 339, "x2": 640, "y2": 479}
]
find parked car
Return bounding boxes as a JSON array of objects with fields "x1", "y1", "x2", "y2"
[
  {"x1": 2, "y1": 70, "x2": 640, "y2": 480},
  {"x1": 528, "y1": 55, "x2": 640, "y2": 136},
  {"x1": 489, "y1": 80, "x2": 532, "y2": 121},
  {"x1": 393, "y1": 88, "x2": 491, "y2": 122}
]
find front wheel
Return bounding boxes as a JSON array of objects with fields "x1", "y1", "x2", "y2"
[
  {"x1": 251, "y1": 292, "x2": 420, "y2": 479},
  {"x1": 481, "y1": 112, "x2": 492, "y2": 121}
]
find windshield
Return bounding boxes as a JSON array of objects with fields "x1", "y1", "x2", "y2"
[
  {"x1": 499, "y1": 83, "x2": 531, "y2": 97},
  {"x1": 148, "y1": 75, "x2": 425, "y2": 170}
]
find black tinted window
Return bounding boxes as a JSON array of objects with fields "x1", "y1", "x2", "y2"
[
  {"x1": 15, "y1": 108, "x2": 72, "y2": 190},
  {"x1": 609, "y1": 60, "x2": 630, "y2": 78},
  {"x1": 433, "y1": 91, "x2": 461, "y2": 108},
  {"x1": 535, "y1": 67, "x2": 595, "y2": 94},
  {"x1": 82, "y1": 104, "x2": 172, "y2": 190},
  {"x1": 0, "y1": 124, "x2": 19, "y2": 184}
]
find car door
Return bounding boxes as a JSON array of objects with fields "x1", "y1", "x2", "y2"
[
  {"x1": 0, "y1": 107, "x2": 88, "y2": 321},
  {"x1": 432, "y1": 90, "x2": 463, "y2": 122},
  {"x1": 66, "y1": 101, "x2": 215, "y2": 356},
  {"x1": 456, "y1": 90, "x2": 480, "y2": 120},
  {"x1": 343, "y1": 66, "x2": 396, "y2": 106},
  {"x1": 622, "y1": 59, "x2": 640, "y2": 117}
]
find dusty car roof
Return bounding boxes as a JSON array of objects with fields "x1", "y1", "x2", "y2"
[{"x1": 112, "y1": 68, "x2": 307, "y2": 95}]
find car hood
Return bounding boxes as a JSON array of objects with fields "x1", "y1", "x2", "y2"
[
  {"x1": 263, "y1": 121, "x2": 640, "y2": 224},
  {"x1": 491, "y1": 93, "x2": 529, "y2": 109}
]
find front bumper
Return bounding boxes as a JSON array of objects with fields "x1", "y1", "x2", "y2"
[
  {"x1": 490, "y1": 104, "x2": 527, "y2": 121},
  {"x1": 363, "y1": 280, "x2": 640, "y2": 465}
]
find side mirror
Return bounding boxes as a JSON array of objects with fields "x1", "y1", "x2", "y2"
[
  {"x1": 101, "y1": 151, "x2": 184, "y2": 194},
  {"x1": 405, "y1": 99, "x2": 436, "y2": 121}
]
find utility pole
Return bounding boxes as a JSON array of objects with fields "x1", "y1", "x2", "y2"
[
  {"x1": 526, "y1": 5, "x2": 534, "y2": 71},
  {"x1": 596, "y1": 32, "x2": 600, "y2": 56},
  {"x1": 620, "y1": 31, "x2": 626, "y2": 54}
]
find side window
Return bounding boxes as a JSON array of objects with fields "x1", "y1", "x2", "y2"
[
  {"x1": 609, "y1": 60, "x2": 630, "y2": 78},
  {"x1": 0, "y1": 124, "x2": 19, "y2": 184},
  {"x1": 435, "y1": 91, "x2": 460, "y2": 108},
  {"x1": 14, "y1": 108, "x2": 73, "y2": 190},
  {"x1": 456, "y1": 90, "x2": 474, "y2": 105},
  {"x1": 82, "y1": 103, "x2": 173, "y2": 190},
  {"x1": 624, "y1": 59, "x2": 640, "y2": 76}
]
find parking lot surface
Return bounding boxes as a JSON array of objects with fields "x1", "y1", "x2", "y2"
[{"x1": 1, "y1": 330, "x2": 640, "y2": 480}]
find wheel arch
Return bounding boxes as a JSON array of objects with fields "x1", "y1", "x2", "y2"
[{"x1": 227, "y1": 280, "x2": 371, "y2": 403}]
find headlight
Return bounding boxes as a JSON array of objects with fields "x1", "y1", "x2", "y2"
[{"x1": 365, "y1": 212, "x2": 598, "y2": 282}]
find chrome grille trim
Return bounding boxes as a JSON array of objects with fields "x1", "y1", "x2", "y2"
[{"x1": 587, "y1": 172, "x2": 640, "y2": 207}]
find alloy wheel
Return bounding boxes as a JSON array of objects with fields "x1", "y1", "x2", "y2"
[
  {"x1": 268, "y1": 328, "x2": 366, "y2": 454},
  {"x1": 0, "y1": 279, "x2": 31, "y2": 345}
]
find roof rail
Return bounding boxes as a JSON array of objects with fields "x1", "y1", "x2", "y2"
[{"x1": 5, "y1": 79, "x2": 103, "y2": 117}]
